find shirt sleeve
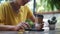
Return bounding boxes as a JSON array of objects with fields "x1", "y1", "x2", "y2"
[{"x1": 26, "y1": 6, "x2": 33, "y2": 19}]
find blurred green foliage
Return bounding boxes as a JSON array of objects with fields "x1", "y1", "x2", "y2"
[{"x1": 36, "y1": 0, "x2": 60, "y2": 12}]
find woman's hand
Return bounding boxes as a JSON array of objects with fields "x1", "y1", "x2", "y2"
[{"x1": 16, "y1": 22, "x2": 31, "y2": 31}]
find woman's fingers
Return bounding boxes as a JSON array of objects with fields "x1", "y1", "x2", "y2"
[
  {"x1": 22, "y1": 22, "x2": 31, "y2": 28},
  {"x1": 21, "y1": 22, "x2": 31, "y2": 29},
  {"x1": 17, "y1": 22, "x2": 31, "y2": 30}
]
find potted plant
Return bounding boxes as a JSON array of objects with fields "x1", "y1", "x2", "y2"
[{"x1": 48, "y1": 16, "x2": 57, "y2": 30}]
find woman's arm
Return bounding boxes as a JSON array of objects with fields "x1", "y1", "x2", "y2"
[{"x1": 0, "y1": 25, "x2": 19, "y2": 31}]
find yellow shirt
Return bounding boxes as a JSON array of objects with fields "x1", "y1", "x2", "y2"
[{"x1": 0, "y1": 2, "x2": 33, "y2": 26}]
